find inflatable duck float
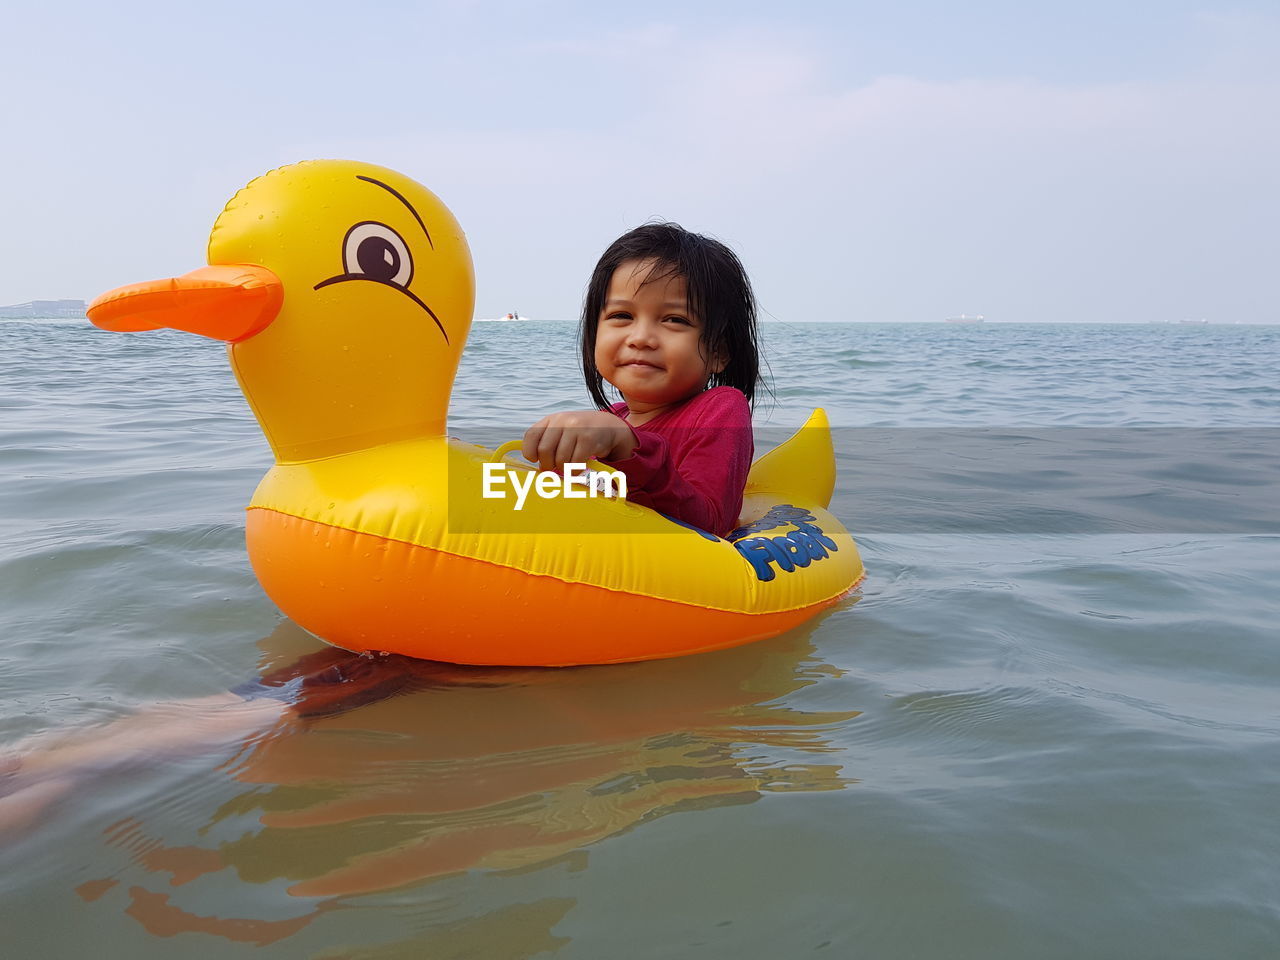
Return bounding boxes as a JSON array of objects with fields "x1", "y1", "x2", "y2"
[{"x1": 89, "y1": 160, "x2": 863, "y2": 665}]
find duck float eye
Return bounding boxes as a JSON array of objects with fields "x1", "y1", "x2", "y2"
[
  {"x1": 342, "y1": 221, "x2": 413, "y2": 288},
  {"x1": 315, "y1": 215, "x2": 447, "y2": 342}
]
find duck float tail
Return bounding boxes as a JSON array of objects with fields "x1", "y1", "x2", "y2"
[
  {"x1": 88, "y1": 160, "x2": 863, "y2": 666},
  {"x1": 744, "y1": 408, "x2": 837, "y2": 508}
]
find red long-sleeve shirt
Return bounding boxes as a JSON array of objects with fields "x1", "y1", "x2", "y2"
[{"x1": 602, "y1": 386, "x2": 753, "y2": 538}]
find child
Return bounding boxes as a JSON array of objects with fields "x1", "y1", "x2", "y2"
[{"x1": 522, "y1": 223, "x2": 761, "y2": 538}]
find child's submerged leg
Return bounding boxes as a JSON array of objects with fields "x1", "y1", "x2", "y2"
[
  {"x1": 0, "y1": 648, "x2": 445, "y2": 839},
  {"x1": 0, "y1": 694, "x2": 287, "y2": 837}
]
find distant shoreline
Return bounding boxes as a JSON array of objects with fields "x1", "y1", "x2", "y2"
[{"x1": 0, "y1": 299, "x2": 86, "y2": 320}]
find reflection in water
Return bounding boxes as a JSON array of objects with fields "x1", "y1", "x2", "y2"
[{"x1": 17, "y1": 610, "x2": 861, "y2": 949}]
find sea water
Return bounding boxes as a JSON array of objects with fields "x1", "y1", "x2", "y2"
[{"x1": 2, "y1": 319, "x2": 1277, "y2": 958}]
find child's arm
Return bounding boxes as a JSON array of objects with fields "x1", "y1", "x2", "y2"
[{"x1": 521, "y1": 410, "x2": 636, "y2": 470}]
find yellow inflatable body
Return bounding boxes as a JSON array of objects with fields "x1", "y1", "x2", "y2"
[{"x1": 89, "y1": 160, "x2": 863, "y2": 665}]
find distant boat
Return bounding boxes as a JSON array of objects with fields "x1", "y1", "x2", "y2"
[
  {"x1": 1177, "y1": 318, "x2": 1209, "y2": 325},
  {"x1": 475, "y1": 312, "x2": 530, "y2": 322},
  {"x1": 944, "y1": 314, "x2": 984, "y2": 323}
]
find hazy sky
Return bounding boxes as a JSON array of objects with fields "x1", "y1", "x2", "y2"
[{"x1": 3, "y1": 1, "x2": 1277, "y2": 322}]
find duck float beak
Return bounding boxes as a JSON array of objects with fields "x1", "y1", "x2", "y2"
[{"x1": 87, "y1": 264, "x2": 283, "y2": 342}]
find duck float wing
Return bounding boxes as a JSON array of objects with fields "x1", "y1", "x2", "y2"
[{"x1": 89, "y1": 160, "x2": 863, "y2": 666}]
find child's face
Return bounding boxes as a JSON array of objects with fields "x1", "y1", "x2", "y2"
[{"x1": 594, "y1": 258, "x2": 725, "y2": 413}]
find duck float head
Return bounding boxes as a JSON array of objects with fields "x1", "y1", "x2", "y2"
[
  {"x1": 91, "y1": 160, "x2": 473, "y2": 462},
  {"x1": 91, "y1": 160, "x2": 862, "y2": 666}
]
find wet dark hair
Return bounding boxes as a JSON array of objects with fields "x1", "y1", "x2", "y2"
[{"x1": 580, "y1": 222, "x2": 761, "y2": 409}]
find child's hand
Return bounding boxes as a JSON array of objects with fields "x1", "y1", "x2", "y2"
[{"x1": 522, "y1": 411, "x2": 637, "y2": 472}]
